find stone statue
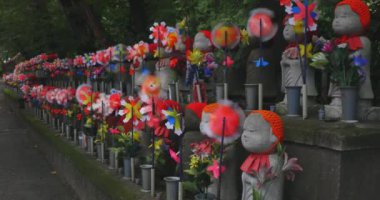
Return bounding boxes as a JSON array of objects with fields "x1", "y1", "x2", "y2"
[
  {"x1": 325, "y1": 0, "x2": 373, "y2": 120},
  {"x1": 155, "y1": 47, "x2": 178, "y2": 99},
  {"x1": 188, "y1": 31, "x2": 217, "y2": 102},
  {"x1": 241, "y1": 110, "x2": 284, "y2": 200},
  {"x1": 276, "y1": 17, "x2": 317, "y2": 114}
]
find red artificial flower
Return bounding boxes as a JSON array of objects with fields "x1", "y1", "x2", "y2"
[{"x1": 169, "y1": 58, "x2": 178, "y2": 69}]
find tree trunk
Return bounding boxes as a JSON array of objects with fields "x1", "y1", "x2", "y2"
[
  {"x1": 58, "y1": 0, "x2": 109, "y2": 51},
  {"x1": 129, "y1": 0, "x2": 148, "y2": 40}
]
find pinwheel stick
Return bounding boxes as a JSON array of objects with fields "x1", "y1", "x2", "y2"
[
  {"x1": 217, "y1": 117, "x2": 226, "y2": 200},
  {"x1": 303, "y1": 0, "x2": 309, "y2": 119},
  {"x1": 151, "y1": 97, "x2": 156, "y2": 197},
  {"x1": 179, "y1": 133, "x2": 184, "y2": 200},
  {"x1": 223, "y1": 31, "x2": 229, "y2": 100}
]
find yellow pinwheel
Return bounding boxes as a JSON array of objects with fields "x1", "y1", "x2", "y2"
[
  {"x1": 299, "y1": 43, "x2": 313, "y2": 59},
  {"x1": 118, "y1": 98, "x2": 142, "y2": 124}
]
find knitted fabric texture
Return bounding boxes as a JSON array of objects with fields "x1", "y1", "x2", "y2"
[
  {"x1": 203, "y1": 103, "x2": 220, "y2": 114},
  {"x1": 186, "y1": 102, "x2": 207, "y2": 119},
  {"x1": 252, "y1": 110, "x2": 284, "y2": 143},
  {"x1": 337, "y1": 0, "x2": 371, "y2": 30}
]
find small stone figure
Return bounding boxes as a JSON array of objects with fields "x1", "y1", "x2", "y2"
[
  {"x1": 155, "y1": 47, "x2": 178, "y2": 99},
  {"x1": 187, "y1": 31, "x2": 217, "y2": 102},
  {"x1": 276, "y1": 16, "x2": 317, "y2": 114},
  {"x1": 326, "y1": 0, "x2": 373, "y2": 120},
  {"x1": 241, "y1": 110, "x2": 302, "y2": 200}
]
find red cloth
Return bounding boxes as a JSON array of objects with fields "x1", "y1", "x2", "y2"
[
  {"x1": 335, "y1": 35, "x2": 363, "y2": 51},
  {"x1": 336, "y1": 0, "x2": 371, "y2": 30},
  {"x1": 240, "y1": 154, "x2": 271, "y2": 175}
]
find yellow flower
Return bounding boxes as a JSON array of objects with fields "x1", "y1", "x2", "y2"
[
  {"x1": 293, "y1": 21, "x2": 304, "y2": 34},
  {"x1": 177, "y1": 18, "x2": 186, "y2": 29},
  {"x1": 240, "y1": 29, "x2": 249, "y2": 45},
  {"x1": 188, "y1": 49, "x2": 204, "y2": 66},
  {"x1": 190, "y1": 155, "x2": 200, "y2": 169},
  {"x1": 67, "y1": 110, "x2": 73, "y2": 117},
  {"x1": 128, "y1": 131, "x2": 141, "y2": 142},
  {"x1": 299, "y1": 43, "x2": 313, "y2": 58}
]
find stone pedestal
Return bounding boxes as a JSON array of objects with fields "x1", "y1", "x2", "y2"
[{"x1": 283, "y1": 118, "x2": 380, "y2": 200}]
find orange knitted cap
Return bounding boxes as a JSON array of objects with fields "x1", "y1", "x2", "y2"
[
  {"x1": 252, "y1": 110, "x2": 284, "y2": 143},
  {"x1": 203, "y1": 103, "x2": 220, "y2": 114},
  {"x1": 336, "y1": 0, "x2": 371, "y2": 30}
]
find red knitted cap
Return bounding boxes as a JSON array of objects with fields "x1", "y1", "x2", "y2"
[
  {"x1": 186, "y1": 102, "x2": 207, "y2": 119},
  {"x1": 251, "y1": 110, "x2": 284, "y2": 143},
  {"x1": 336, "y1": 0, "x2": 371, "y2": 30}
]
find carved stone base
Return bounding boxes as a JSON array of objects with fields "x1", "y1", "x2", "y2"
[
  {"x1": 275, "y1": 97, "x2": 318, "y2": 116},
  {"x1": 325, "y1": 99, "x2": 374, "y2": 121}
]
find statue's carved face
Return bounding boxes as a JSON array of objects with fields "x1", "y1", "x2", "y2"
[
  {"x1": 333, "y1": 5, "x2": 363, "y2": 36},
  {"x1": 193, "y1": 32, "x2": 212, "y2": 52},
  {"x1": 241, "y1": 114, "x2": 277, "y2": 153},
  {"x1": 283, "y1": 23, "x2": 296, "y2": 42},
  {"x1": 199, "y1": 111, "x2": 211, "y2": 135}
]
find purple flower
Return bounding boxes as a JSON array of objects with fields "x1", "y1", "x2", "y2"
[
  {"x1": 321, "y1": 41, "x2": 333, "y2": 53},
  {"x1": 353, "y1": 55, "x2": 368, "y2": 67}
]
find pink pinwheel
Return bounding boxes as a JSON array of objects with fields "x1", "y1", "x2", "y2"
[
  {"x1": 207, "y1": 160, "x2": 226, "y2": 179},
  {"x1": 149, "y1": 22, "x2": 168, "y2": 45},
  {"x1": 169, "y1": 149, "x2": 180, "y2": 164},
  {"x1": 291, "y1": 0, "x2": 317, "y2": 31}
]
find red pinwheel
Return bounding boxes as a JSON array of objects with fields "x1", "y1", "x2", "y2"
[
  {"x1": 75, "y1": 84, "x2": 93, "y2": 106},
  {"x1": 208, "y1": 100, "x2": 245, "y2": 144},
  {"x1": 292, "y1": 0, "x2": 317, "y2": 31},
  {"x1": 247, "y1": 8, "x2": 278, "y2": 42}
]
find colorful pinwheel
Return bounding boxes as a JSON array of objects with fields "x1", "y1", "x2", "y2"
[
  {"x1": 289, "y1": 0, "x2": 318, "y2": 31},
  {"x1": 162, "y1": 107, "x2": 183, "y2": 136},
  {"x1": 118, "y1": 97, "x2": 143, "y2": 126}
]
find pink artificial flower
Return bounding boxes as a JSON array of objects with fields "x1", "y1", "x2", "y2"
[
  {"x1": 169, "y1": 149, "x2": 180, "y2": 164},
  {"x1": 109, "y1": 128, "x2": 121, "y2": 135},
  {"x1": 322, "y1": 41, "x2": 334, "y2": 53},
  {"x1": 207, "y1": 160, "x2": 225, "y2": 179},
  {"x1": 222, "y1": 56, "x2": 234, "y2": 68}
]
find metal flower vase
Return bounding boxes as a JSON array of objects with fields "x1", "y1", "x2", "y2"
[{"x1": 286, "y1": 86, "x2": 302, "y2": 117}]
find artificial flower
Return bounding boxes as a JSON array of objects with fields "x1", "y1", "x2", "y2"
[
  {"x1": 207, "y1": 160, "x2": 225, "y2": 179},
  {"x1": 109, "y1": 128, "x2": 121, "y2": 135},
  {"x1": 240, "y1": 29, "x2": 250, "y2": 45},
  {"x1": 189, "y1": 155, "x2": 200, "y2": 169},
  {"x1": 310, "y1": 52, "x2": 328, "y2": 70},
  {"x1": 353, "y1": 55, "x2": 368, "y2": 67},
  {"x1": 188, "y1": 49, "x2": 204, "y2": 66},
  {"x1": 223, "y1": 56, "x2": 234, "y2": 68},
  {"x1": 169, "y1": 148, "x2": 180, "y2": 164},
  {"x1": 321, "y1": 41, "x2": 334, "y2": 53}
]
